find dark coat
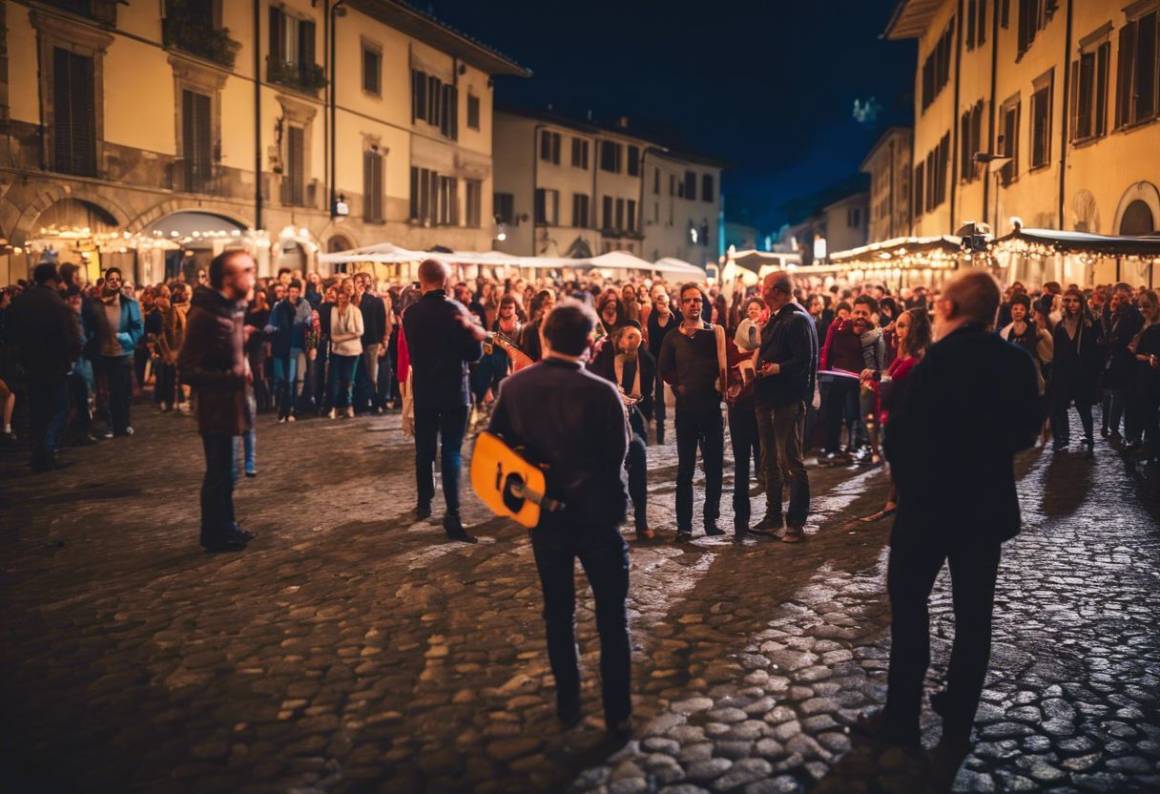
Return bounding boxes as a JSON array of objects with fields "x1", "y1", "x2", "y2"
[
  {"x1": 401, "y1": 289, "x2": 483, "y2": 411},
  {"x1": 180, "y1": 287, "x2": 250, "y2": 435},
  {"x1": 884, "y1": 324, "x2": 1041, "y2": 543},
  {"x1": 488, "y1": 357, "x2": 629, "y2": 527},
  {"x1": 1101, "y1": 304, "x2": 1143, "y2": 390},
  {"x1": 1050, "y1": 317, "x2": 1103, "y2": 405},
  {"x1": 9, "y1": 285, "x2": 82, "y2": 383}
]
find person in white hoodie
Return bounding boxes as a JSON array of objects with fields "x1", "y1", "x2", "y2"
[{"x1": 328, "y1": 281, "x2": 364, "y2": 418}]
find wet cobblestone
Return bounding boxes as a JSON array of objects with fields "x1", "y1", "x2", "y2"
[{"x1": 1, "y1": 407, "x2": 1158, "y2": 793}]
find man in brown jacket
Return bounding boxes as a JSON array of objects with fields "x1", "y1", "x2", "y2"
[{"x1": 179, "y1": 250, "x2": 255, "y2": 552}]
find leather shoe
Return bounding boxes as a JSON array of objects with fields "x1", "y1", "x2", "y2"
[
  {"x1": 558, "y1": 699, "x2": 583, "y2": 728},
  {"x1": 704, "y1": 522, "x2": 725, "y2": 536},
  {"x1": 848, "y1": 709, "x2": 920, "y2": 748},
  {"x1": 415, "y1": 502, "x2": 432, "y2": 521},
  {"x1": 444, "y1": 514, "x2": 478, "y2": 543},
  {"x1": 605, "y1": 717, "x2": 633, "y2": 748}
]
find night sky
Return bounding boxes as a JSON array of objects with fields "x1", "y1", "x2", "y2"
[{"x1": 425, "y1": 0, "x2": 917, "y2": 233}]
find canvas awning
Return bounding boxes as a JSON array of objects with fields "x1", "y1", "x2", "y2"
[
  {"x1": 993, "y1": 228, "x2": 1160, "y2": 257},
  {"x1": 653, "y1": 257, "x2": 706, "y2": 276},
  {"x1": 829, "y1": 235, "x2": 964, "y2": 267}
]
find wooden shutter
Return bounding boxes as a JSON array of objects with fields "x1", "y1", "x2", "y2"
[
  {"x1": 286, "y1": 126, "x2": 304, "y2": 205},
  {"x1": 977, "y1": 0, "x2": 987, "y2": 45},
  {"x1": 299, "y1": 19, "x2": 315, "y2": 80},
  {"x1": 913, "y1": 162, "x2": 924, "y2": 217},
  {"x1": 1116, "y1": 23, "x2": 1134, "y2": 128},
  {"x1": 960, "y1": 112, "x2": 971, "y2": 179},
  {"x1": 1096, "y1": 42, "x2": 1110, "y2": 136},
  {"x1": 363, "y1": 150, "x2": 382, "y2": 221},
  {"x1": 451, "y1": 85, "x2": 459, "y2": 141},
  {"x1": 182, "y1": 89, "x2": 212, "y2": 191},
  {"x1": 967, "y1": 0, "x2": 976, "y2": 48},
  {"x1": 53, "y1": 48, "x2": 96, "y2": 177},
  {"x1": 1069, "y1": 60, "x2": 1080, "y2": 140},
  {"x1": 269, "y1": 6, "x2": 284, "y2": 64},
  {"x1": 1135, "y1": 12, "x2": 1157, "y2": 121}
]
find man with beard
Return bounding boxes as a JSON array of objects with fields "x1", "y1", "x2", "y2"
[
  {"x1": 180, "y1": 250, "x2": 257, "y2": 552},
  {"x1": 85, "y1": 267, "x2": 143, "y2": 438}
]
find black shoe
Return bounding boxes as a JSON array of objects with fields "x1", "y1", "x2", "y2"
[
  {"x1": 558, "y1": 699, "x2": 583, "y2": 729},
  {"x1": 675, "y1": 530, "x2": 693, "y2": 543},
  {"x1": 605, "y1": 717, "x2": 633, "y2": 747},
  {"x1": 231, "y1": 524, "x2": 256, "y2": 542},
  {"x1": 202, "y1": 534, "x2": 248, "y2": 553},
  {"x1": 750, "y1": 514, "x2": 784, "y2": 535},
  {"x1": 415, "y1": 502, "x2": 432, "y2": 521},
  {"x1": 244, "y1": 470, "x2": 257, "y2": 478},
  {"x1": 733, "y1": 530, "x2": 749, "y2": 543},
  {"x1": 848, "y1": 709, "x2": 920, "y2": 748},
  {"x1": 444, "y1": 514, "x2": 478, "y2": 543},
  {"x1": 704, "y1": 522, "x2": 725, "y2": 537}
]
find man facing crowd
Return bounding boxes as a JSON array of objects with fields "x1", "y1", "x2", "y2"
[
  {"x1": 403, "y1": 259, "x2": 484, "y2": 543},
  {"x1": 179, "y1": 250, "x2": 257, "y2": 553},
  {"x1": 487, "y1": 299, "x2": 633, "y2": 743},
  {"x1": 752, "y1": 272, "x2": 816, "y2": 543},
  {"x1": 863, "y1": 269, "x2": 1041, "y2": 779}
]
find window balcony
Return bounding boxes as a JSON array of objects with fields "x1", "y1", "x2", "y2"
[
  {"x1": 267, "y1": 56, "x2": 326, "y2": 96},
  {"x1": 162, "y1": 16, "x2": 239, "y2": 68}
]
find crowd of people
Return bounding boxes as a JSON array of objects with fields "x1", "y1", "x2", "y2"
[
  {"x1": 4, "y1": 252, "x2": 1159, "y2": 775},
  {"x1": 2, "y1": 259, "x2": 1158, "y2": 489}
]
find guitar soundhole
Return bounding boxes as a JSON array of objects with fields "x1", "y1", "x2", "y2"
[{"x1": 502, "y1": 473, "x2": 526, "y2": 513}]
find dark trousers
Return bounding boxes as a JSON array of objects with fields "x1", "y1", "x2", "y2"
[
  {"x1": 98, "y1": 356, "x2": 133, "y2": 435},
  {"x1": 531, "y1": 520, "x2": 631, "y2": 726},
  {"x1": 1102, "y1": 388, "x2": 1125, "y2": 435},
  {"x1": 414, "y1": 403, "x2": 469, "y2": 516},
  {"x1": 199, "y1": 432, "x2": 236, "y2": 541},
  {"x1": 67, "y1": 371, "x2": 91, "y2": 437},
  {"x1": 1124, "y1": 380, "x2": 1151, "y2": 443},
  {"x1": 1051, "y1": 391, "x2": 1094, "y2": 446},
  {"x1": 823, "y1": 377, "x2": 859, "y2": 453},
  {"x1": 674, "y1": 406, "x2": 723, "y2": 531},
  {"x1": 28, "y1": 379, "x2": 69, "y2": 465},
  {"x1": 626, "y1": 410, "x2": 648, "y2": 528},
  {"x1": 755, "y1": 400, "x2": 810, "y2": 528},
  {"x1": 154, "y1": 362, "x2": 176, "y2": 406},
  {"x1": 885, "y1": 529, "x2": 1002, "y2": 737},
  {"x1": 727, "y1": 395, "x2": 759, "y2": 530},
  {"x1": 653, "y1": 378, "x2": 667, "y2": 443}
]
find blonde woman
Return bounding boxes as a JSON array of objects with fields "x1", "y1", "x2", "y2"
[{"x1": 328, "y1": 281, "x2": 364, "y2": 418}]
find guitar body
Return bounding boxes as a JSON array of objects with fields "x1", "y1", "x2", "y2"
[{"x1": 470, "y1": 431, "x2": 549, "y2": 529}]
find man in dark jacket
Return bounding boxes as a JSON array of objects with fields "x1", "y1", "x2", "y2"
[
  {"x1": 10, "y1": 263, "x2": 82, "y2": 471},
  {"x1": 179, "y1": 251, "x2": 256, "y2": 553},
  {"x1": 861, "y1": 270, "x2": 1041, "y2": 775},
  {"x1": 488, "y1": 300, "x2": 633, "y2": 743},
  {"x1": 356, "y1": 272, "x2": 388, "y2": 412},
  {"x1": 1100, "y1": 282, "x2": 1142, "y2": 439},
  {"x1": 402, "y1": 259, "x2": 484, "y2": 542},
  {"x1": 752, "y1": 272, "x2": 817, "y2": 542}
]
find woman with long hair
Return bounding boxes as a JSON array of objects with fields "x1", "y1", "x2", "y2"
[
  {"x1": 328, "y1": 281, "x2": 364, "y2": 419},
  {"x1": 875, "y1": 307, "x2": 932, "y2": 517}
]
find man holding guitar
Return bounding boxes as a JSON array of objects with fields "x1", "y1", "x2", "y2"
[{"x1": 486, "y1": 300, "x2": 634, "y2": 744}]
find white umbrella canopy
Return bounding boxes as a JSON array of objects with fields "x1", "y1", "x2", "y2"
[
  {"x1": 318, "y1": 241, "x2": 425, "y2": 265},
  {"x1": 653, "y1": 257, "x2": 707, "y2": 276}
]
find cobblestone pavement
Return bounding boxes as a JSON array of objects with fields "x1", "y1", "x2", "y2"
[{"x1": 2, "y1": 405, "x2": 1159, "y2": 793}]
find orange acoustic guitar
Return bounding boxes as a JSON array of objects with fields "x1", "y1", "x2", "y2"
[{"x1": 484, "y1": 331, "x2": 535, "y2": 371}]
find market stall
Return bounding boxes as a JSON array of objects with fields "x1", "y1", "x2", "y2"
[
  {"x1": 829, "y1": 235, "x2": 967, "y2": 289},
  {"x1": 991, "y1": 226, "x2": 1160, "y2": 288}
]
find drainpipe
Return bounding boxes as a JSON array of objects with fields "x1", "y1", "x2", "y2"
[
  {"x1": 950, "y1": 0, "x2": 964, "y2": 232},
  {"x1": 253, "y1": 0, "x2": 263, "y2": 232},
  {"x1": 984, "y1": 0, "x2": 1000, "y2": 224},
  {"x1": 1058, "y1": 0, "x2": 1073, "y2": 230},
  {"x1": 531, "y1": 123, "x2": 543, "y2": 256},
  {"x1": 329, "y1": 1, "x2": 346, "y2": 220}
]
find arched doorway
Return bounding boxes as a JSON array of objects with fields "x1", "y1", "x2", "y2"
[
  {"x1": 327, "y1": 235, "x2": 354, "y2": 273},
  {"x1": 29, "y1": 199, "x2": 124, "y2": 283},
  {"x1": 145, "y1": 211, "x2": 248, "y2": 284},
  {"x1": 1120, "y1": 200, "x2": 1155, "y2": 235}
]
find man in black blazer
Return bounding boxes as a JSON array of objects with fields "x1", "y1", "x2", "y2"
[
  {"x1": 488, "y1": 300, "x2": 633, "y2": 743},
  {"x1": 402, "y1": 259, "x2": 484, "y2": 542},
  {"x1": 866, "y1": 270, "x2": 1041, "y2": 772}
]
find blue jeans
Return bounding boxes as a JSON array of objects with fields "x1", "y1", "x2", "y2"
[
  {"x1": 233, "y1": 429, "x2": 256, "y2": 477},
  {"x1": 531, "y1": 519, "x2": 631, "y2": 725},
  {"x1": 414, "y1": 403, "x2": 469, "y2": 515},
  {"x1": 329, "y1": 354, "x2": 358, "y2": 409},
  {"x1": 272, "y1": 349, "x2": 301, "y2": 419}
]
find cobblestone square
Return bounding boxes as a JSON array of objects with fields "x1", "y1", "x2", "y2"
[{"x1": 2, "y1": 409, "x2": 1159, "y2": 793}]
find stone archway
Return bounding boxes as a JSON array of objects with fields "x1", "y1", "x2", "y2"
[
  {"x1": 8, "y1": 185, "x2": 131, "y2": 244},
  {"x1": 1113, "y1": 182, "x2": 1160, "y2": 235},
  {"x1": 125, "y1": 198, "x2": 253, "y2": 237}
]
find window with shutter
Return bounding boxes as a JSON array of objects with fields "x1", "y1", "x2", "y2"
[
  {"x1": 363, "y1": 149, "x2": 383, "y2": 222},
  {"x1": 1116, "y1": 23, "x2": 1135, "y2": 128},
  {"x1": 362, "y1": 46, "x2": 381, "y2": 95},
  {"x1": 284, "y1": 126, "x2": 305, "y2": 206},
  {"x1": 1134, "y1": 12, "x2": 1157, "y2": 123},
  {"x1": 467, "y1": 94, "x2": 480, "y2": 130},
  {"x1": 298, "y1": 20, "x2": 315, "y2": 81},
  {"x1": 977, "y1": 0, "x2": 987, "y2": 45},
  {"x1": 1000, "y1": 102, "x2": 1019, "y2": 184},
  {"x1": 535, "y1": 189, "x2": 547, "y2": 224},
  {"x1": 627, "y1": 199, "x2": 636, "y2": 232},
  {"x1": 466, "y1": 179, "x2": 482, "y2": 227},
  {"x1": 1030, "y1": 79, "x2": 1051, "y2": 168},
  {"x1": 960, "y1": 111, "x2": 972, "y2": 181},
  {"x1": 494, "y1": 193, "x2": 514, "y2": 225},
  {"x1": 967, "y1": 0, "x2": 977, "y2": 48},
  {"x1": 615, "y1": 198, "x2": 624, "y2": 230},
  {"x1": 602, "y1": 195, "x2": 613, "y2": 228},
  {"x1": 269, "y1": 7, "x2": 285, "y2": 64},
  {"x1": 626, "y1": 146, "x2": 640, "y2": 176},
  {"x1": 1095, "y1": 42, "x2": 1110, "y2": 136},
  {"x1": 572, "y1": 194, "x2": 589, "y2": 228},
  {"x1": 52, "y1": 48, "x2": 96, "y2": 177},
  {"x1": 702, "y1": 174, "x2": 714, "y2": 203},
  {"x1": 182, "y1": 89, "x2": 212, "y2": 192},
  {"x1": 913, "y1": 162, "x2": 925, "y2": 217},
  {"x1": 683, "y1": 171, "x2": 696, "y2": 201},
  {"x1": 412, "y1": 70, "x2": 426, "y2": 122}
]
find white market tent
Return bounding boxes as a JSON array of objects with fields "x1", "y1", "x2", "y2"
[{"x1": 318, "y1": 242, "x2": 709, "y2": 277}]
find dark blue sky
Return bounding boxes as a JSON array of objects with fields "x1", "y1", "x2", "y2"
[{"x1": 426, "y1": 0, "x2": 917, "y2": 231}]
